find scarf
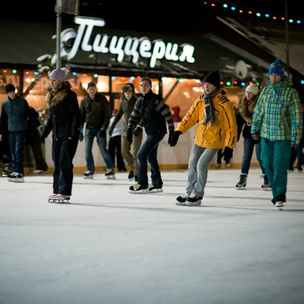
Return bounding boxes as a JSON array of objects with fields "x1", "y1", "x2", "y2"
[{"x1": 202, "y1": 87, "x2": 221, "y2": 126}]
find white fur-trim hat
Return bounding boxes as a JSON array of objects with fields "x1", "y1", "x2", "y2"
[{"x1": 245, "y1": 84, "x2": 259, "y2": 96}]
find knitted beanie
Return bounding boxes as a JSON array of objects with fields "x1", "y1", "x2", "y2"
[
  {"x1": 268, "y1": 58, "x2": 285, "y2": 77},
  {"x1": 204, "y1": 70, "x2": 220, "y2": 87},
  {"x1": 87, "y1": 82, "x2": 97, "y2": 89},
  {"x1": 122, "y1": 83, "x2": 135, "y2": 92},
  {"x1": 49, "y1": 68, "x2": 66, "y2": 82},
  {"x1": 245, "y1": 84, "x2": 259, "y2": 95}
]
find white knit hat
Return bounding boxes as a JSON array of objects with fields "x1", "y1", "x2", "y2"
[
  {"x1": 245, "y1": 84, "x2": 259, "y2": 95},
  {"x1": 49, "y1": 68, "x2": 66, "y2": 82}
]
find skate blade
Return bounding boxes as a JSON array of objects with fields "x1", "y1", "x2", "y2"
[
  {"x1": 236, "y1": 187, "x2": 245, "y2": 190},
  {"x1": 84, "y1": 176, "x2": 93, "y2": 179},
  {"x1": 106, "y1": 176, "x2": 116, "y2": 180},
  {"x1": 149, "y1": 189, "x2": 163, "y2": 193},
  {"x1": 129, "y1": 190, "x2": 148, "y2": 194}
]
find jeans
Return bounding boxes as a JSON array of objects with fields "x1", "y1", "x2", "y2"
[
  {"x1": 186, "y1": 144, "x2": 218, "y2": 197},
  {"x1": 241, "y1": 137, "x2": 267, "y2": 177},
  {"x1": 137, "y1": 132, "x2": 165, "y2": 187},
  {"x1": 9, "y1": 131, "x2": 26, "y2": 174},
  {"x1": 85, "y1": 128, "x2": 114, "y2": 172}
]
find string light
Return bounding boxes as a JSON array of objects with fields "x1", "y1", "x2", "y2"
[{"x1": 204, "y1": 1, "x2": 303, "y2": 25}]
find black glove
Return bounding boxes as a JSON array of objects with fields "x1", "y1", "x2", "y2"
[
  {"x1": 79, "y1": 132, "x2": 84, "y2": 142},
  {"x1": 108, "y1": 127, "x2": 114, "y2": 137},
  {"x1": 222, "y1": 147, "x2": 233, "y2": 161},
  {"x1": 169, "y1": 131, "x2": 181, "y2": 147},
  {"x1": 127, "y1": 127, "x2": 133, "y2": 143},
  {"x1": 99, "y1": 129, "x2": 106, "y2": 137},
  {"x1": 133, "y1": 125, "x2": 143, "y2": 137}
]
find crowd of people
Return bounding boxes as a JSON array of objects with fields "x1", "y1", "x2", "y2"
[{"x1": 0, "y1": 58, "x2": 303, "y2": 208}]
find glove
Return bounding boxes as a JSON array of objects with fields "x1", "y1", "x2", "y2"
[
  {"x1": 79, "y1": 132, "x2": 84, "y2": 142},
  {"x1": 169, "y1": 131, "x2": 181, "y2": 147},
  {"x1": 108, "y1": 126, "x2": 114, "y2": 137},
  {"x1": 127, "y1": 127, "x2": 133, "y2": 143},
  {"x1": 133, "y1": 125, "x2": 143, "y2": 137},
  {"x1": 222, "y1": 147, "x2": 233, "y2": 162},
  {"x1": 99, "y1": 129, "x2": 106, "y2": 137},
  {"x1": 252, "y1": 133, "x2": 260, "y2": 141}
]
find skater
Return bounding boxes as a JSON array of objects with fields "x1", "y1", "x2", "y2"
[
  {"x1": 26, "y1": 106, "x2": 48, "y2": 174},
  {"x1": 0, "y1": 84, "x2": 32, "y2": 183},
  {"x1": 127, "y1": 77, "x2": 174, "y2": 193},
  {"x1": 251, "y1": 58, "x2": 303, "y2": 209},
  {"x1": 170, "y1": 70, "x2": 237, "y2": 206},
  {"x1": 0, "y1": 117, "x2": 12, "y2": 176},
  {"x1": 108, "y1": 83, "x2": 142, "y2": 182},
  {"x1": 235, "y1": 84, "x2": 270, "y2": 190},
  {"x1": 79, "y1": 81, "x2": 115, "y2": 180},
  {"x1": 41, "y1": 67, "x2": 80, "y2": 203},
  {"x1": 108, "y1": 109, "x2": 126, "y2": 172}
]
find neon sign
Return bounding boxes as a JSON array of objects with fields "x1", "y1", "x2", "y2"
[{"x1": 61, "y1": 17, "x2": 195, "y2": 68}]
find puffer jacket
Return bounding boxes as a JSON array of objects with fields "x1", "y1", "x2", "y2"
[
  {"x1": 42, "y1": 81, "x2": 80, "y2": 140},
  {"x1": 176, "y1": 89, "x2": 237, "y2": 149}
]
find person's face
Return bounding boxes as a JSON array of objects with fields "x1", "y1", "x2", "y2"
[
  {"x1": 49, "y1": 78, "x2": 61, "y2": 90},
  {"x1": 7, "y1": 91, "x2": 16, "y2": 99},
  {"x1": 203, "y1": 82, "x2": 216, "y2": 94},
  {"x1": 269, "y1": 73, "x2": 282, "y2": 84},
  {"x1": 87, "y1": 86, "x2": 97, "y2": 98},
  {"x1": 140, "y1": 80, "x2": 151, "y2": 96},
  {"x1": 124, "y1": 90, "x2": 133, "y2": 100},
  {"x1": 245, "y1": 91, "x2": 255, "y2": 100}
]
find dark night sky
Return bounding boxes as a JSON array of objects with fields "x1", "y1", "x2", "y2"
[{"x1": 1, "y1": 0, "x2": 303, "y2": 34}]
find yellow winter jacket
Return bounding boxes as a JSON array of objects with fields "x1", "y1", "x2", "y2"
[{"x1": 176, "y1": 89, "x2": 237, "y2": 149}]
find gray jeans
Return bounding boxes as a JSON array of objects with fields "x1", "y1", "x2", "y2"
[{"x1": 186, "y1": 144, "x2": 218, "y2": 197}]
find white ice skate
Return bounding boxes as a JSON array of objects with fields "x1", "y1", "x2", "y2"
[{"x1": 49, "y1": 194, "x2": 70, "y2": 204}]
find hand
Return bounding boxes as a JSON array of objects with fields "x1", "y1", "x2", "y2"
[
  {"x1": 108, "y1": 127, "x2": 114, "y2": 137},
  {"x1": 127, "y1": 127, "x2": 133, "y2": 143},
  {"x1": 99, "y1": 129, "x2": 106, "y2": 137},
  {"x1": 252, "y1": 133, "x2": 260, "y2": 141},
  {"x1": 79, "y1": 132, "x2": 84, "y2": 142},
  {"x1": 222, "y1": 147, "x2": 233, "y2": 161},
  {"x1": 169, "y1": 131, "x2": 181, "y2": 147},
  {"x1": 133, "y1": 125, "x2": 143, "y2": 137}
]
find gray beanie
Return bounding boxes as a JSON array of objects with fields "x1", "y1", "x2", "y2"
[{"x1": 49, "y1": 68, "x2": 66, "y2": 82}]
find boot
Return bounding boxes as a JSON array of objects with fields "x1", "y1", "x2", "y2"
[{"x1": 236, "y1": 173, "x2": 247, "y2": 190}]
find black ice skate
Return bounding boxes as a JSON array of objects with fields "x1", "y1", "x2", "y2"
[
  {"x1": 105, "y1": 169, "x2": 116, "y2": 180},
  {"x1": 83, "y1": 171, "x2": 94, "y2": 179},
  {"x1": 129, "y1": 183, "x2": 148, "y2": 194},
  {"x1": 236, "y1": 173, "x2": 247, "y2": 190},
  {"x1": 7, "y1": 172, "x2": 24, "y2": 183},
  {"x1": 148, "y1": 184, "x2": 163, "y2": 193}
]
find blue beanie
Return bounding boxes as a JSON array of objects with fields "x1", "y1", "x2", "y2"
[
  {"x1": 268, "y1": 58, "x2": 285, "y2": 77},
  {"x1": 49, "y1": 68, "x2": 66, "y2": 82}
]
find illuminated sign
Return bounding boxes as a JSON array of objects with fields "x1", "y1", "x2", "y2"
[{"x1": 61, "y1": 17, "x2": 195, "y2": 68}]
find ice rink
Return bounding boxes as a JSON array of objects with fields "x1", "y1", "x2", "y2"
[{"x1": 1, "y1": 168, "x2": 304, "y2": 304}]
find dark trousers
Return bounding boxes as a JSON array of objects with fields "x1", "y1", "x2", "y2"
[
  {"x1": 109, "y1": 135, "x2": 126, "y2": 171},
  {"x1": 137, "y1": 132, "x2": 165, "y2": 187},
  {"x1": 9, "y1": 131, "x2": 26, "y2": 174},
  {"x1": 52, "y1": 138, "x2": 78, "y2": 196}
]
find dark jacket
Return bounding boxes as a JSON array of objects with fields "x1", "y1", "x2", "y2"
[
  {"x1": 42, "y1": 81, "x2": 80, "y2": 140},
  {"x1": 1, "y1": 95, "x2": 30, "y2": 133},
  {"x1": 26, "y1": 107, "x2": 42, "y2": 145},
  {"x1": 111, "y1": 96, "x2": 137, "y2": 134},
  {"x1": 80, "y1": 92, "x2": 110, "y2": 130},
  {"x1": 128, "y1": 90, "x2": 174, "y2": 135}
]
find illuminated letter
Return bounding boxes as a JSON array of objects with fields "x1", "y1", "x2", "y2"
[
  {"x1": 165, "y1": 43, "x2": 179, "y2": 61},
  {"x1": 150, "y1": 40, "x2": 166, "y2": 68},
  {"x1": 124, "y1": 37, "x2": 140, "y2": 63},
  {"x1": 93, "y1": 34, "x2": 109, "y2": 53},
  {"x1": 139, "y1": 38, "x2": 152, "y2": 58},
  {"x1": 179, "y1": 44, "x2": 195, "y2": 63},
  {"x1": 109, "y1": 36, "x2": 125, "y2": 62}
]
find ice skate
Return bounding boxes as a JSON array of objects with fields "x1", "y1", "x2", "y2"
[
  {"x1": 2, "y1": 163, "x2": 12, "y2": 177},
  {"x1": 148, "y1": 184, "x2": 163, "y2": 193},
  {"x1": 186, "y1": 194, "x2": 202, "y2": 207},
  {"x1": 261, "y1": 181, "x2": 271, "y2": 190},
  {"x1": 129, "y1": 183, "x2": 148, "y2": 194},
  {"x1": 275, "y1": 201, "x2": 284, "y2": 211},
  {"x1": 52, "y1": 194, "x2": 70, "y2": 203},
  {"x1": 128, "y1": 170, "x2": 134, "y2": 181},
  {"x1": 235, "y1": 173, "x2": 247, "y2": 190},
  {"x1": 48, "y1": 194, "x2": 58, "y2": 203},
  {"x1": 83, "y1": 170, "x2": 94, "y2": 179},
  {"x1": 176, "y1": 194, "x2": 189, "y2": 206},
  {"x1": 8, "y1": 172, "x2": 24, "y2": 183},
  {"x1": 105, "y1": 169, "x2": 116, "y2": 180}
]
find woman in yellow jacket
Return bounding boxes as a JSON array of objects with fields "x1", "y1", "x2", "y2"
[{"x1": 169, "y1": 70, "x2": 237, "y2": 206}]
